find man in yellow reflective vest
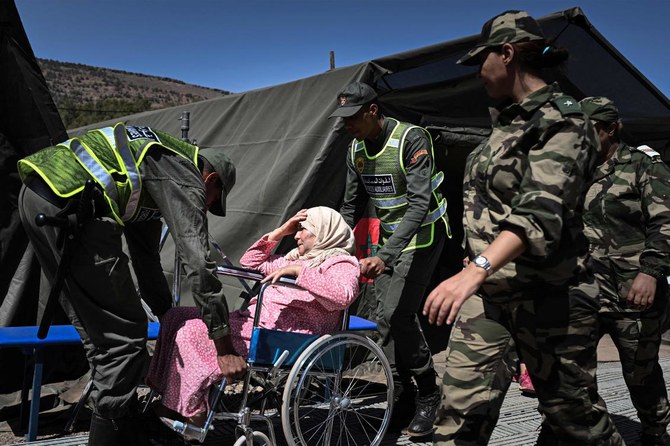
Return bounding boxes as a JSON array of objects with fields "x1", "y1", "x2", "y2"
[
  {"x1": 17, "y1": 124, "x2": 245, "y2": 444},
  {"x1": 330, "y1": 82, "x2": 450, "y2": 437}
]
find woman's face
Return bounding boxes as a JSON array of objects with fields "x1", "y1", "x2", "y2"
[
  {"x1": 294, "y1": 227, "x2": 317, "y2": 256},
  {"x1": 594, "y1": 121, "x2": 619, "y2": 162},
  {"x1": 479, "y1": 48, "x2": 509, "y2": 99}
]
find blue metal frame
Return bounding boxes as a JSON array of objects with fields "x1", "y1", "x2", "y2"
[{"x1": 0, "y1": 322, "x2": 160, "y2": 442}]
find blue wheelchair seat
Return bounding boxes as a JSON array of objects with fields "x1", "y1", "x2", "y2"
[{"x1": 247, "y1": 315, "x2": 376, "y2": 367}]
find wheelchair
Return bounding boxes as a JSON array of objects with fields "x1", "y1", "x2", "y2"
[{"x1": 157, "y1": 263, "x2": 394, "y2": 446}]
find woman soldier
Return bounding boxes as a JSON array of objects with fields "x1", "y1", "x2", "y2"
[{"x1": 424, "y1": 10, "x2": 623, "y2": 445}]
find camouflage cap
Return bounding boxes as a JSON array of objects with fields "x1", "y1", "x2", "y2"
[
  {"x1": 457, "y1": 10, "x2": 545, "y2": 66},
  {"x1": 579, "y1": 96, "x2": 620, "y2": 123},
  {"x1": 198, "y1": 147, "x2": 236, "y2": 216}
]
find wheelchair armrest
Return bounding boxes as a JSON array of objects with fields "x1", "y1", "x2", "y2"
[
  {"x1": 217, "y1": 264, "x2": 302, "y2": 328},
  {"x1": 216, "y1": 265, "x2": 263, "y2": 281},
  {"x1": 216, "y1": 265, "x2": 298, "y2": 286}
]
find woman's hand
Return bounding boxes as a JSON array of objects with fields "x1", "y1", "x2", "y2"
[
  {"x1": 626, "y1": 272, "x2": 657, "y2": 310},
  {"x1": 424, "y1": 228, "x2": 526, "y2": 325},
  {"x1": 423, "y1": 264, "x2": 487, "y2": 326},
  {"x1": 268, "y1": 210, "x2": 308, "y2": 241},
  {"x1": 261, "y1": 265, "x2": 301, "y2": 283}
]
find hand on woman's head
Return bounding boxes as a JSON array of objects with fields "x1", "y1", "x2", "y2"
[
  {"x1": 287, "y1": 209, "x2": 308, "y2": 232},
  {"x1": 283, "y1": 206, "x2": 355, "y2": 263},
  {"x1": 270, "y1": 209, "x2": 308, "y2": 241}
]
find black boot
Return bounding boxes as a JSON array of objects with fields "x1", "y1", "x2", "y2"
[
  {"x1": 405, "y1": 388, "x2": 440, "y2": 437},
  {"x1": 641, "y1": 432, "x2": 670, "y2": 446},
  {"x1": 389, "y1": 381, "x2": 416, "y2": 432}
]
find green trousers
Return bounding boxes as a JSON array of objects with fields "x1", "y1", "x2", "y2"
[
  {"x1": 599, "y1": 309, "x2": 670, "y2": 436},
  {"x1": 435, "y1": 280, "x2": 623, "y2": 445},
  {"x1": 19, "y1": 185, "x2": 149, "y2": 419},
  {"x1": 374, "y1": 231, "x2": 445, "y2": 382}
]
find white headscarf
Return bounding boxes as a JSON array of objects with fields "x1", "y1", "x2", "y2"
[{"x1": 284, "y1": 207, "x2": 355, "y2": 267}]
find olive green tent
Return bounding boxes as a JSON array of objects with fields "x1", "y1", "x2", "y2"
[{"x1": 65, "y1": 7, "x2": 670, "y2": 304}]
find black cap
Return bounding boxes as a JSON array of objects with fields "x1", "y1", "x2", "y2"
[
  {"x1": 328, "y1": 82, "x2": 378, "y2": 119},
  {"x1": 198, "y1": 148, "x2": 236, "y2": 216}
]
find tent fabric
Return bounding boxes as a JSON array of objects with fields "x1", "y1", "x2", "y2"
[
  {"x1": 67, "y1": 7, "x2": 670, "y2": 307},
  {"x1": 70, "y1": 63, "x2": 391, "y2": 302},
  {"x1": 371, "y1": 7, "x2": 669, "y2": 147},
  {"x1": 0, "y1": 0, "x2": 68, "y2": 326}
]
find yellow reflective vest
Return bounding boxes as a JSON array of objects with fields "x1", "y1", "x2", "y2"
[
  {"x1": 351, "y1": 118, "x2": 448, "y2": 251},
  {"x1": 18, "y1": 123, "x2": 199, "y2": 225}
]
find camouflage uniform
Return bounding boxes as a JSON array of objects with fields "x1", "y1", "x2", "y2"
[
  {"x1": 434, "y1": 83, "x2": 622, "y2": 445},
  {"x1": 582, "y1": 98, "x2": 670, "y2": 437},
  {"x1": 434, "y1": 144, "x2": 518, "y2": 445}
]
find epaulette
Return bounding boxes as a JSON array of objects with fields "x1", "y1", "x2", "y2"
[
  {"x1": 633, "y1": 144, "x2": 663, "y2": 160},
  {"x1": 551, "y1": 95, "x2": 582, "y2": 116}
]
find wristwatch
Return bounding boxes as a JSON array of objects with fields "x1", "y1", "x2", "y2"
[{"x1": 473, "y1": 255, "x2": 492, "y2": 276}]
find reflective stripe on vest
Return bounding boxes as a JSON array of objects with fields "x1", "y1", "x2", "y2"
[
  {"x1": 113, "y1": 124, "x2": 141, "y2": 221},
  {"x1": 70, "y1": 138, "x2": 119, "y2": 203},
  {"x1": 70, "y1": 124, "x2": 142, "y2": 222},
  {"x1": 380, "y1": 198, "x2": 447, "y2": 233},
  {"x1": 96, "y1": 126, "x2": 116, "y2": 147}
]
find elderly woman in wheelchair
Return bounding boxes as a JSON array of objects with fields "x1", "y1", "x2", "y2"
[{"x1": 146, "y1": 207, "x2": 394, "y2": 445}]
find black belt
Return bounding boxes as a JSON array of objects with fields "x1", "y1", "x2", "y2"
[{"x1": 24, "y1": 175, "x2": 69, "y2": 209}]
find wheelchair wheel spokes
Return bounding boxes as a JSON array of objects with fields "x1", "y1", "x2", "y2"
[{"x1": 281, "y1": 333, "x2": 394, "y2": 446}]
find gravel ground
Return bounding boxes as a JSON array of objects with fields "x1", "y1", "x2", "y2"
[{"x1": 3, "y1": 336, "x2": 670, "y2": 445}]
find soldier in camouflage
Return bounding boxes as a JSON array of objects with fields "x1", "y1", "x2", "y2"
[
  {"x1": 424, "y1": 11, "x2": 623, "y2": 445},
  {"x1": 581, "y1": 96, "x2": 670, "y2": 446},
  {"x1": 432, "y1": 142, "x2": 520, "y2": 445}
]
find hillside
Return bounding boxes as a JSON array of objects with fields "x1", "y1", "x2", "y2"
[{"x1": 37, "y1": 58, "x2": 230, "y2": 129}]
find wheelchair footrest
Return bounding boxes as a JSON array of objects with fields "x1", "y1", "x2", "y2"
[{"x1": 160, "y1": 417, "x2": 211, "y2": 442}]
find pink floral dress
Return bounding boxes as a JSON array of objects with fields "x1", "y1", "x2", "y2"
[{"x1": 146, "y1": 235, "x2": 359, "y2": 416}]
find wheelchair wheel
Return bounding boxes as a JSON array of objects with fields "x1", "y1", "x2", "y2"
[
  {"x1": 233, "y1": 430, "x2": 272, "y2": 446},
  {"x1": 281, "y1": 333, "x2": 393, "y2": 446}
]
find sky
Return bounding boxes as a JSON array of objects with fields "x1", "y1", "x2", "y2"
[{"x1": 14, "y1": 0, "x2": 670, "y2": 98}]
